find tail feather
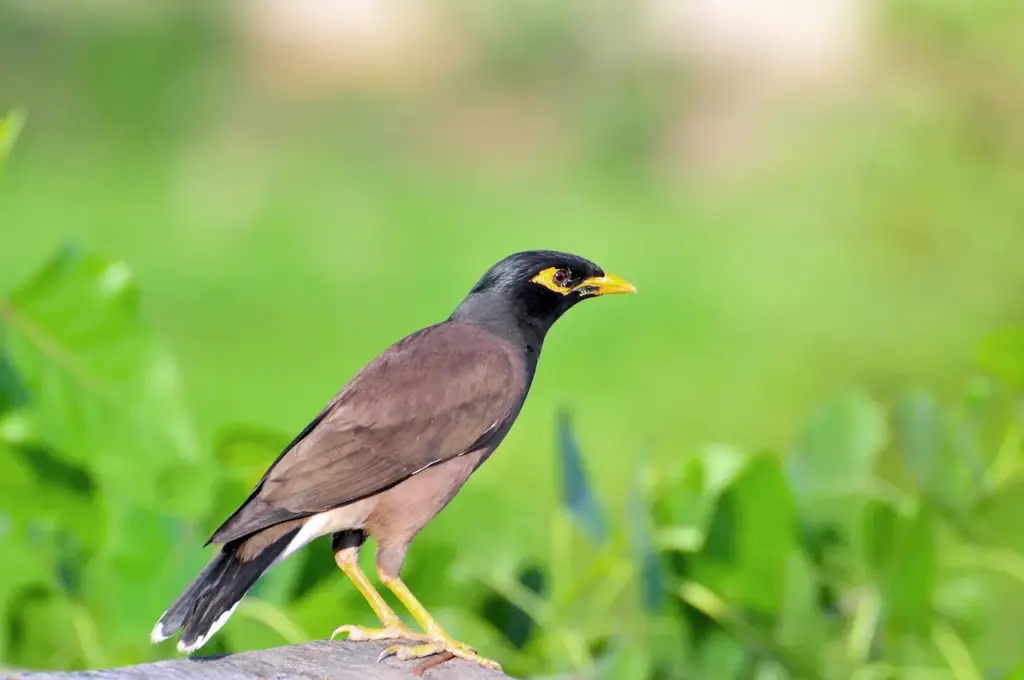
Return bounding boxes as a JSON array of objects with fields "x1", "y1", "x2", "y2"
[
  {"x1": 151, "y1": 524, "x2": 301, "y2": 654},
  {"x1": 150, "y1": 552, "x2": 231, "y2": 643}
]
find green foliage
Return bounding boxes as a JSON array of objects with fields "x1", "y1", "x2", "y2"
[
  {"x1": 0, "y1": 249, "x2": 213, "y2": 667},
  {"x1": 494, "y1": 330, "x2": 1024, "y2": 678},
  {"x1": 788, "y1": 390, "x2": 888, "y2": 500},
  {"x1": 5, "y1": 245, "x2": 211, "y2": 513}
]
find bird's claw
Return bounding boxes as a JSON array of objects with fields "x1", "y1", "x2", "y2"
[
  {"x1": 378, "y1": 639, "x2": 502, "y2": 672},
  {"x1": 330, "y1": 624, "x2": 430, "y2": 643}
]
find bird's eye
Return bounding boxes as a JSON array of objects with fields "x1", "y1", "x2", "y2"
[{"x1": 552, "y1": 269, "x2": 570, "y2": 287}]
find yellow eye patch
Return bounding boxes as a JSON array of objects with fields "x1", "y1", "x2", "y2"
[
  {"x1": 530, "y1": 267, "x2": 573, "y2": 295},
  {"x1": 531, "y1": 267, "x2": 638, "y2": 297}
]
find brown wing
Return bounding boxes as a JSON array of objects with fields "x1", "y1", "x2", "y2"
[{"x1": 209, "y1": 322, "x2": 524, "y2": 545}]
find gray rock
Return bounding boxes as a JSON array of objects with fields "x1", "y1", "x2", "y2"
[{"x1": 3, "y1": 640, "x2": 513, "y2": 680}]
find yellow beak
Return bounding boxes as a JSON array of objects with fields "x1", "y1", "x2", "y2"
[{"x1": 575, "y1": 272, "x2": 638, "y2": 296}]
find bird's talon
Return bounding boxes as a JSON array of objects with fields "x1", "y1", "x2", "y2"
[{"x1": 378, "y1": 639, "x2": 502, "y2": 672}]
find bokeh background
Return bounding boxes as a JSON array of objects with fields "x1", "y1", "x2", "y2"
[{"x1": 2, "y1": 1, "x2": 1024, "y2": 678}]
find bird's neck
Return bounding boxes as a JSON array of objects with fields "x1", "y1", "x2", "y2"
[{"x1": 449, "y1": 293, "x2": 551, "y2": 355}]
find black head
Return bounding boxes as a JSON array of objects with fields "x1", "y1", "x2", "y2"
[{"x1": 450, "y1": 250, "x2": 636, "y2": 344}]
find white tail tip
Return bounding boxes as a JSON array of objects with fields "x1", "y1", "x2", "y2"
[
  {"x1": 150, "y1": 618, "x2": 172, "y2": 644},
  {"x1": 175, "y1": 601, "x2": 240, "y2": 655}
]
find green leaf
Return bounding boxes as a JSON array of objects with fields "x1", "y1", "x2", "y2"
[
  {"x1": 557, "y1": 410, "x2": 606, "y2": 543},
  {"x1": 0, "y1": 523, "x2": 67, "y2": 668},
  {"x1": 593, "y1": 642, "x2": 654, "y2": 680},
  {"x1": 934, "y1": 573, "x2": 989, "y2": 638},
  {"x1": 755, "y1": 661, "x2": 791, "y2": 680},
  {"x1": 788, "y1": 391, "x2": 888, "y2": 499},
  {"x1": 657, "y1": 455, "x2": 706, "y2": 547},
  {"x1": 862, "y1": 499, "x2": 899, "y2": 578},
  {"x1": 893, "y1": 390, "x2": 978, "y2": 514},
  {"x1": 0, "y1": 352, "x2": 28, "y2": 415},
  {"x1": 732, "y1": 456, "x2": 799, "y2": 615},
  {"x1": 1, "y1": 247, "x2": 209, "y2": 516},
  {"x1": 656, "y1": 444, "x2": 749, "y2": 553},
  {"x1": 884, "y1": 504, "x2": 937, "y2": 638},
  {"x1": 627, "y1": 451, "x2": 665, "y2": 612},
  {"x1": 691, "y1": 454, "x2": 798, "y2": 616},
  {"x1": 0, "y1": 442, "x2": 105, "y2": 554},
  {"x1": 786, "y1": 393, "x2": 889, "y2": 600},
  {"x1": 701, "y1": 443, "x2": 750, "y2": 495},
  {"x1": 977, "y1": 328, "x2": 1024, "y2": 389},
  {"x1": 0, "y1": 442, "x2": 36, "y2": 500},
  {"x1": 4, "y1": 587, "x2": 82, "y2": 670},
  {"x1": 0, "y1": 532, "x2": 61, "y2": 614},
  {"x1": 692, "y1": 630, "x2": 749, "y2": 679},
  {"x1": 775, "y1": 551, "x2": 825, "y2": 659}
]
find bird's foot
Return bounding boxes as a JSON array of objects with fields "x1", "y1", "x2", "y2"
[
  {"x1": 330, "y1": 623, "x2": 431, "y2": 643},
  {"x1": 379, "y1": 636, "x2": 502, "y2": 672}
]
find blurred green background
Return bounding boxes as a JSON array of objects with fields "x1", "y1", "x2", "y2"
[{"x1": 2, "y1": 1, "x2": 1024, "y2": 678}]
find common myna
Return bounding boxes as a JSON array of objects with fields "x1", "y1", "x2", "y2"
[{"x1": 151, "y1": 250, "x2": 636, "y2": 670}]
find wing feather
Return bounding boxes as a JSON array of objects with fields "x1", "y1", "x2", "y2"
[{"x1": 209, "y1": 322, "x2": 523, "y2": 545}]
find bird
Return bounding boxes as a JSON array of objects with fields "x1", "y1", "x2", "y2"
[{"x1": 150, "y1": 250, "x2": 636, "y2": 671}]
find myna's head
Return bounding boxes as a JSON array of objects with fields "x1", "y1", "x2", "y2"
[{"x1": 454, "y1": 250, "x2": 636, "y2": 337}]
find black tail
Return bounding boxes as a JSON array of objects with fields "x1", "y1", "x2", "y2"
[{"x1": 151, "y1": 526, "x2": 300, "y2": 654}]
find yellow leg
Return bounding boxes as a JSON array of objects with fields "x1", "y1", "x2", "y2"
[
  {"x1": 378, "y1": 575, "x2": 502, "y2": 672},
  {"x1": 330, "y1": 553, "x2": 430, "y2": 644}
]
